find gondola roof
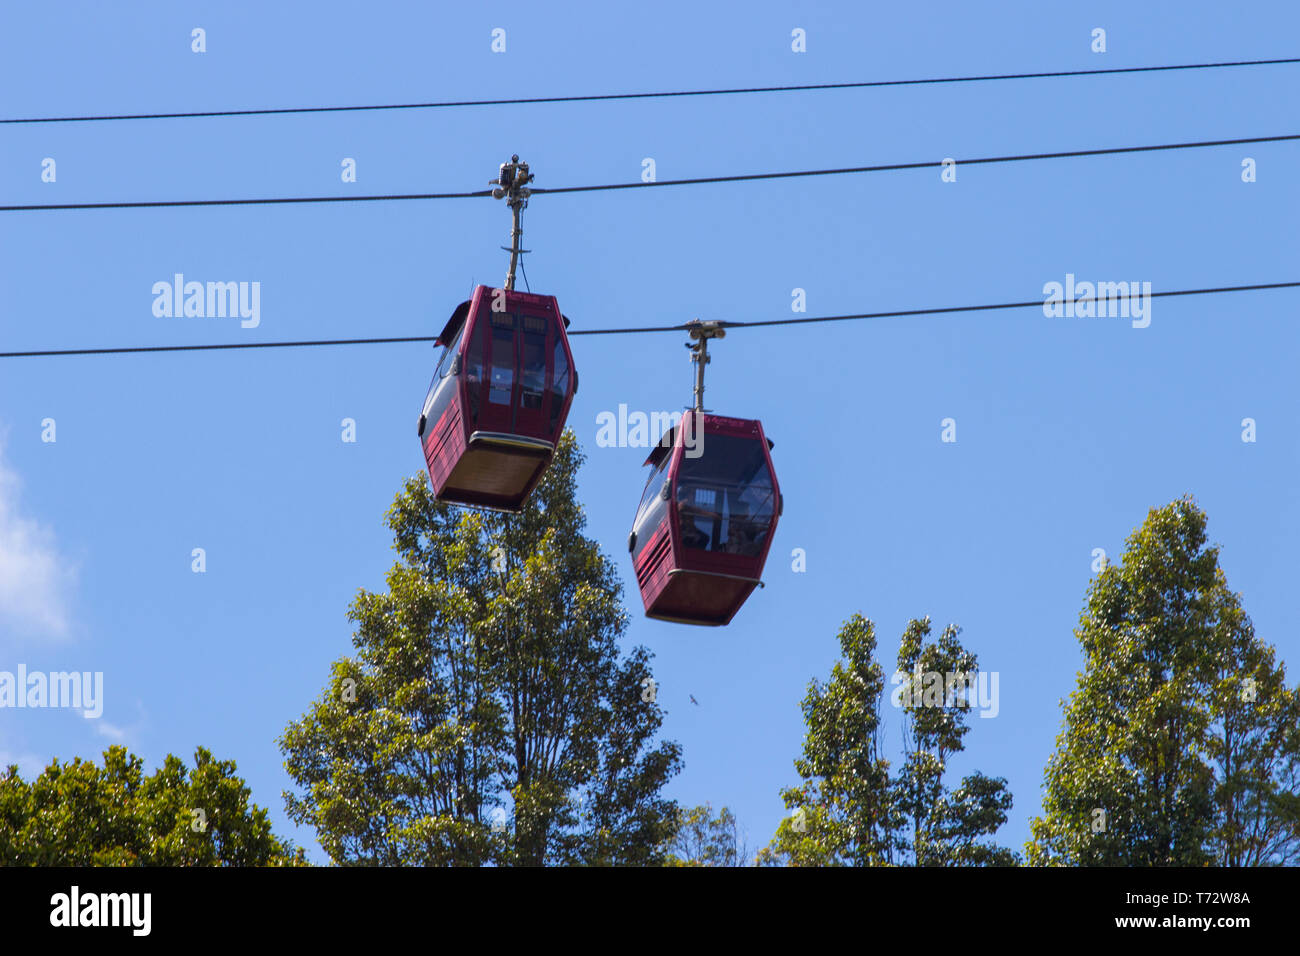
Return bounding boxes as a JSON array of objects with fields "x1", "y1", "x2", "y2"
[{"x1": 438, "y1": 296, "x2": 572, "y2": 346}]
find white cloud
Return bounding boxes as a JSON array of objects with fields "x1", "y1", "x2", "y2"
[
  {"x1": 93, "y1": 720, "x2": 128, "y2": 743},
  {"x1": 0, "y1": 442, "x2": 76, "y2": 642}
]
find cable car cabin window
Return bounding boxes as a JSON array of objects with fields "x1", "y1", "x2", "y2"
[
  {"x1": 632, "y1": 455, "x2": 671, "y2": 561},
  {"x1": 489, "y1": 313, "x2": 515, "y2": 405},
  {"x1": 637, "y1": 456, "x2": 671, "y2": 516},
  {"x1": 549, "y1": 338, "x2": 570, "y2": 433},
  {"x1": 436, "y1": 325, "x2": 465, "y2": 379},
  {"x1": 465, "y1": 319, "x2": 489, "y2": 422},
  {"x1": 520, "y1": 316, "x2": 547, "y2": 411},
  {"x1": 421, "y1": 325, "x2": 465, "y2": 429},
  {"x1": 675, "y1": 435, "x2": 775, "y2": 557}
]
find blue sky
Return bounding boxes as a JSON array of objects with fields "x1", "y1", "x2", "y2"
[{"x1": 1, "y1": 1, "x2": 1297, "y2": 863}]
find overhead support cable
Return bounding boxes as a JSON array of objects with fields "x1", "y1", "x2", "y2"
[
  {"x1": 4, "y1": 134, "x2": 1296, "y2": 212},
  {"x1": 4, "y1": 56, "x2": 1297, "y2": 125},
  {"x1": 3, "y1": 280, "x2": 1295, "y2": 358}
]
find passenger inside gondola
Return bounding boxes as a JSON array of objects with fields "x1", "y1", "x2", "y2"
[
  {"x1": 734, "y1": 479, "x2": 777, "y2": 552},
  {"x1": 721, "y1": 496, "x2": 757, "y2": 555},
  {"x1": 677, "y1": 485, "x2": 717, "y2": 550},
  {"x1": 675, "y1": 435, "x2": 775, "y2": 556}
]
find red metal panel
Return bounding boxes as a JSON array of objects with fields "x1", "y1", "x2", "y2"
[
  {"x1": 422, "y1": 398, "x2": 466, "y2": 496},
  {"x1": 634, "y1": 521, "x2": 674, "y2": 610}
]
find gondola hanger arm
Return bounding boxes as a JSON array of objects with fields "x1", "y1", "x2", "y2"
[{"x1": 491, "y1": 155, "x2": 534, "y2": 291}]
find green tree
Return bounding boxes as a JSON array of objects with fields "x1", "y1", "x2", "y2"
[
  {"x1": 894, "y1": 618, "x2": 1018, "y2": 866},
  {"x1": 665, "y1": 803, "x2": 749, "y2": 866},
  {"x1": 759, "y1": 614, "x2": 893, "y2": 866},
  {"x1": 758, "y1": 614, "x2": 1015, "y2": 866},
  {"x1": 0, "y1": 745, "x2": 304, "y2": 866},
  {"x1": 279, "y1": 432, "x2": 682, "y2": 866},
  {"x1": 1028, "y1": 496, "x2": 1300, "y2": 866},
  {"x1": 1207, "y1": 608, "x2": 1300, "y2": 865}
]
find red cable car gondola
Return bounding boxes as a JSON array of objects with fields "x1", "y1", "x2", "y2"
[
  {"x1": 418, "y1": 285, "x2": 576, "y2": 511},
  {"x1": 627, "y1": 324, "x2": 782, "y2": 625},
  {"x1": 417, "y1": 156, "x2": 578, "y2": 512}
]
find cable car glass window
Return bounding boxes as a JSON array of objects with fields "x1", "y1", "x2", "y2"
[
  {"x1": 632, "y1": 454, "x2": 672, "y2": 560},
  {"x1": 465, "y1": 320, "x2": 488, "y2": 421},
  {"x1": 489, "y1": 313, "x2": 515, "y2": 405},
  {"x1": 637, "y1": 456, "x2": 671, "y2": 518},
  {"x1": 675, "y1": 435, "x2": 775, "y2": 556},
  {"x1": 520, "y1": 316, "x2": 547, "y2": 411},
  {"x1": 436, "y1": 325, "x2": 465, "y2": 379},
  {"x1": 422, "y1": 324, "x2": 466, "y2": 428},
  {"x1": 549, "y1": 338, "x2": 569, "y2": 432}
]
